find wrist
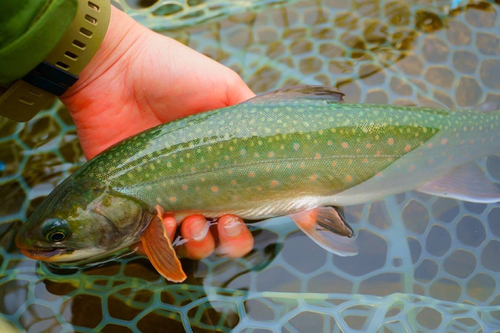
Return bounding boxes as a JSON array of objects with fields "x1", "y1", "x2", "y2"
[{"x1": 61, "y1": 6, "x2": 149, "y2": 110}]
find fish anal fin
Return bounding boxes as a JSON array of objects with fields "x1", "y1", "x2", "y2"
[
  {"x1": 417, "y1": 161, "x2": 500, "y2": 203},
  {"x1": 141, "y1": 209, "x2": 186, "y2": 283},
  {"x1": 244, "y1": 85, "x2": 345, "y2": 105},
  {"x1": 291, "y1": 207, "x2": 358, "y2": 256}
]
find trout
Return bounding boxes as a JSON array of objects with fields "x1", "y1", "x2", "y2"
[{"x1": 16, "y1": 86, "x2": 500, "y2": 282}]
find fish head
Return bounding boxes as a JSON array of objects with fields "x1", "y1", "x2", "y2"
[{"x1": 16, "y1": 176, "x2": 149, "y2": 263}]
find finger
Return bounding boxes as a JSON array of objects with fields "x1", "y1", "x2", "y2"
[
  {"x1": 162, "y1": 216, "x2": 177, "y2": 243},
  {"x1": 180, "y1": 215, "x2": 215, "y2": 260},
  {"x1": 216, "y1": 215, "x2": 254, "y2": 258}
]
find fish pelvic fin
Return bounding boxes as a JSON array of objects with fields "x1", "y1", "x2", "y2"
[
  {"x1": 141, "y1": 206, "x2": 186, "y2": 283},
  {"x1": 417, "y1": 161, "x2": 500, "y2": 203},
  {"x1": 291, "y1": 207, "x2": 358, "y2": 256},
  {"x1": 244, "y1": 85, "x2": 344, "y2": 105}
]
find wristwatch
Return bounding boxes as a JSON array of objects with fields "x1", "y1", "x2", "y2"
[{"x1": 0, "y1": 0, "x2": 111, "y2": 122}]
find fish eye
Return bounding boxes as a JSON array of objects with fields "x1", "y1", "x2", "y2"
[
  {"x1": 41, "y1": 219, "x2": 70, "y2": 243},
  {"x1": 47, "y1": 230, "x2": 67, "y2": 242}
]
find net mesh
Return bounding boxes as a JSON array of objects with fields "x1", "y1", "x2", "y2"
[{"x1": 0, "y1": 0, "x2": 499, "y2": 332}]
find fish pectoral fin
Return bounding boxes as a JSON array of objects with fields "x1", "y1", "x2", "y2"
[
  {"x1": 417, "y1": 161, "x2": 500, "y2": 203},
  {"x1": 291, "y1": 207, "x2": 358, "y2": 256},
  {"x1": 141, "y1": 212, "x2": 187, "y2": 283},
  {"x1": 244, "y1": 85, "x2": 344, "y2": 105}
]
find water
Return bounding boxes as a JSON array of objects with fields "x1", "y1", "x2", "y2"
[{"x1": 0, "y1": 0, "x2": 499, "y2": 331}]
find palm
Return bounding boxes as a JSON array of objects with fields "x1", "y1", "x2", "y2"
[{"x1": 62, "y1": 22, "x2": 253, "y2": 159}]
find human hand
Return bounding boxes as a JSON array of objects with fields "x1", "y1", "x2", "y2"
[{"x1": 60, "y1": 7, "x2": 256, "y2": 260}]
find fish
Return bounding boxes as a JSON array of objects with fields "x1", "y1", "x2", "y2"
[{"x1": 15, "y1": 85, "x2": 500, "y2": 282}]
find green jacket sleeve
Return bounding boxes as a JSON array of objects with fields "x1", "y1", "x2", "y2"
[{"x1": 0, "y1": 0, "x2": 78, "y2": 85}]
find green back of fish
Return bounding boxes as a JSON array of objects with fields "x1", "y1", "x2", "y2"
[{"x1": 77, "y1": 89, "x2": 499, "y2": 216}]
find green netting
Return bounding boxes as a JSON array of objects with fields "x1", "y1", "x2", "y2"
[{"x1": 1, "y1": 0, "x2": 499, "y2": 332}]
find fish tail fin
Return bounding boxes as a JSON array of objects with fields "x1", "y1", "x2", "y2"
[{"x1": 291, "y1": 207, "x2": 358, "y2": 256}]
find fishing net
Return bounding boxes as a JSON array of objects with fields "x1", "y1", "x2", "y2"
[{"x1": 0, "y1": 0, "x2": 499, "y2": 331}]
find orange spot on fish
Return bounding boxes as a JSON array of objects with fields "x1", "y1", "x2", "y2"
[
  {"x1": 428, "y1": 143, "x2": 433, "y2": 148},
  {"x1": 286, "y1": 163, "x2": 292, "y2": 169},
  {"x1": 366, "y1": 143, "x2": 371, "y2": 149},
  {"x1": 268, "y1": 152, "x2": 275, "y2": 158},
  {"x1": 257, "y1": 186, "x2": 262, "y2": 191},
  {"x1": 470, "y1": 139, "x2": 475, "y2": 144},
  {"x1": 404, "y1": 145, "x2": 411, "y2": 152},
  {"x1": 428, "y1": 158, "x2": 434, "y2": 164},
  {"x1": 309, "y1": 174, "x2": 318, "y2": 182},
  {"x1": 363, "y1": 158, "x2": 368, "y2": 163},
  {"x1": 314, "y1": 153, "x2": 321, "y2": 160},
  {"x1": 248, "y1": 171, "x2": 255, "y2": 178},
  {"x1": 441, "y1": 138, "x2": 448, "y2": 145},
  {"x1": 387, "y1": 138, "x2": 394, "y2": 145},
  {"x1": 409, "y1": 165, "x2": 415, "y2": 171},
  {"x1": 290, "y1": 175, "x2": 296, "y2": 180},
  {"x1": 211, "y1": 186, "x2": 219, "y2": 193},
  {"x1": 169, "y1": 197, "x2": 177, "y2": 202},
  {"x1": 341, "y1": 142, "x2": 349, "y2": 149},
  {"x1": 231, "y1": 179, "x2": 237, "y2": 185},
  {"x1": 460, "y1": 139, "x2": 465, "y2": 145},
  {"x1": 345, "y1": 175, "x2": 353, "y2": 182},
  {"x1": 332, "y1": 161, "x2": 337, "y2": 167},
  {"x1": 293, "y1": 143, "x2": 300, "y2": 150},
  {"x1": 327, "y1": 141, "x2": 333, "y2": 146},
  {"x1": 448, "y1": 155, "x2": 453, "y2": 160},
  {"x1": 271, "y1": 180, "x2": 279, "y2": 187},
  {"x1": 300, "y1": 162, "x2": 306, "y2": 169},
  {"x1": 182, "y1": 185, "x2": 188, "y2": 191}
]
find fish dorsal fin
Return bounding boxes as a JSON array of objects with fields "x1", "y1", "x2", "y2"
[
  {"x1": 244, "y1": 85, "x2": 345, "y2": 105},
  {"x1": 473, "y1": 101, "x2": 499, "y2": 112},
  {"x1": 417, "y1": 161, "x2": 500, "y2": 203},
  {"x1": 141, "y1": 206, "x2": 187, "y2": 282},
  {"x1": 290, "y1": 206, "x2": 358, "y2": 256}
]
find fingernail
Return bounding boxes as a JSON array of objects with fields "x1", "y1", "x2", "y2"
[
  {"x1": 223, "y1": 217, "x2": 243, "y2": 237},
  {"x1": 163, "y1": 217, "x2": 177, "y2": 229},
  {"x1": 190, "y1": 218, "x2": 209, "y2": 241}
]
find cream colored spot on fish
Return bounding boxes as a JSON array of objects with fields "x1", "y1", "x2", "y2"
[
  {"x1": 314, "y1": 153, "x2": 321, "y2": 160},
  {"x1": 266, "y1": 167, "x2": 271, "y2": 172},
  {"x1": 156, "y1": 197, "x2": 162, "y2": 203},
  {"x1": 286, "y1": 163, "x2": 292, "y2": 169},
  {"x1": 225, "y1": 155, "x2": 230, "y2": 160},
  {"x1": 240, "y1": 149, "x2": 246, "y2": 155},
  {"x1": 387, "y1": 138, "x2": 394, "y2": 145},
  {"x1": 254, "y1": 152, "x2": 260, "y2": 158},
  {"x1": 404, "y1": 145, "x2": 411, "y2": 152},
  {"x1": 271, "y1": 180, "x2": 279, "y2": 187},
  {"x1": 248, "y1": 171, "x2": 255, "y2": 178},
  {"x1": 161, "y1": 182, "x2": 167, "y2": 187},
  {"x1": 227, "y1": 169, "x2": 233, "y2": 175},
  {"x1": 211, "y1": 186, "x2": 219, "y2": 193},
  {"x1": 146, "y1": 185, "x2": 152, "y2": 191},
  {"x1": 137, "y1": 166, "x2": 143, "y2": 172},
  {"x1": 341, "y1": 142, "x2": 349, "y2": 149},
  {"x1": 201, "y1": 177, "x2": 206, "y2": 182},
  {"x1": 169, "y1": 197, "x2": 177, "y2": 203},
  {"x1": 345, "y1": 174, "x2": 353, "y2": 182},
  {"x1": 300, "y1": 162, "x2": 306, "y2": 169},
  {"x1": 327, "y1": 140, "x2": 333, "y2": 146},
  {"x1": 293, "y1": 143, "x2": 300, "y2": 151}
]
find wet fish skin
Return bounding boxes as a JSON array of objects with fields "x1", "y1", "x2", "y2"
[{"x1": 15, "y1": 86, "x2": 500, "y2": 265}]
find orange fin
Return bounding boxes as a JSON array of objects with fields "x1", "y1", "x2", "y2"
[
  {"x1": 291, "y1": 206, "x2": 358, "y2": 256},
  {"x1": 141, "y1": 206, "x2": 186, "y2": 282}
]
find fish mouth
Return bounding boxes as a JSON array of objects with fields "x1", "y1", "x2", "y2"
[{"x1": 20, "y1": 248, "x2": 72, "y2": 261}]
